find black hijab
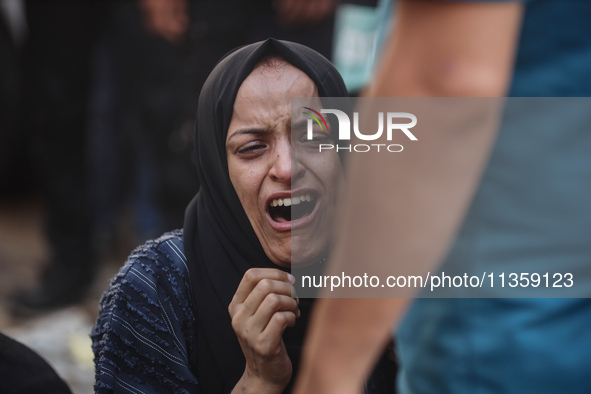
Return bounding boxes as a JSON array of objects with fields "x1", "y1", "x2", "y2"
[{"x1": 183, "y1": 38, "x2": 348, "y2": 393}]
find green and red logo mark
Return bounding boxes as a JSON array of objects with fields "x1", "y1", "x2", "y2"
[{"x1": 302, "y1": 107, "x2": 328, "y2": 132}]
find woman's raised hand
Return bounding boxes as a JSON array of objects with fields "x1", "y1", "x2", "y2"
[{"x1": 229, "y1": 268, "x2": 300, "y2": 394}]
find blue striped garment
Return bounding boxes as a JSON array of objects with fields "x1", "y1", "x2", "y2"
[
  {"x1": 92, "y1": 230, "x2": 200, "y2": 393},
  {"x1": 92, "y1": 230, "x2": 396, "y2": 393}
]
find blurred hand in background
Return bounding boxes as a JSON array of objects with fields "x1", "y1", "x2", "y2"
[
  {"x1": 139, "y1": 0, "x2": 189, "y2": 43},
  {"x1": 274, "y1": 0, "x2": 339, "y2": 27}
]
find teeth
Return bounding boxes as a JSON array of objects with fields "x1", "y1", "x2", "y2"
[{"x1": 271, "y1": 194, "x2": 312, "y2": 208}]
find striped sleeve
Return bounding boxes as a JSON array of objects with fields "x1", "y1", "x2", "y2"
[{"x1": 92, "y1": 231, "x2": 199, "y2": 393}]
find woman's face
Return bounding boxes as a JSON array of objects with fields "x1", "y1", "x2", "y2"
[{"x1": 226, "y1": 61, "x2": 342, "y2": 267}]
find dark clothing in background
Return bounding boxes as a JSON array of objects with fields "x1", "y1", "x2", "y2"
[
  {"x1": 0, "y1": 8, "x2": 30, "y2": 194},
  {"x1": 0, "y1": 332, "x2": 72, "y2": 394},
  {"x1": 11, "y1": 0, "x2": 112, "y2": 309},
  {"x1": 23, "y1": 0, "x2": 102, "y2": 269}
]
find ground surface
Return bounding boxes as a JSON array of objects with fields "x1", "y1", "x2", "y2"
[{"x1": 0, "y1": 197, "x2": 126, "y2": 394}]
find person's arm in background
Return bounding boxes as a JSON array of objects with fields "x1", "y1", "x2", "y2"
[{"x1": 293, "y1": 1, "x2": 523, "y2": 393}]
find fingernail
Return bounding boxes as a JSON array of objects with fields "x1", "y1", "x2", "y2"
[{"x1": 287, "y1": 274, "x2": 296, "y2": 284}]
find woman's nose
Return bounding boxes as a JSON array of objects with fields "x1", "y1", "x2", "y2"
[{"x1": 269, "y1": 141, "x2": 305, "y2": 184}]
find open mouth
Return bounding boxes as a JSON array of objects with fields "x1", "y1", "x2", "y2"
[{"x1": 269, "y1": 193, "x2": 317, "y2": 223}]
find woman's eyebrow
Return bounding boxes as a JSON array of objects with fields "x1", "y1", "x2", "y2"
[
  {"x1": 227, "y1": 128, "x2": 269, "y2": 142},
  {"x1": 292, "y1": 119, "x2": 308, "y2": 129}
]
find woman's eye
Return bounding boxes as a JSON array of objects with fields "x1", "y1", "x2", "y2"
[
  {"x1": 299, "y1": 133, "x2": 334, "y2": 144},
  {"x1": 312, "y1": 134, "x2": 333, "y2": 142},
  {"x1": 237, "y1": 142, "x2": 266, "y2": 156}
]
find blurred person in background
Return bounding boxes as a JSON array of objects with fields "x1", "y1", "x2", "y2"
[
  {"x1": 8, "y1": 0, "x2": 112, "y2": 313},
  {"x1": 0, "y1": 0, "x2": 27, "y2": 194},
  {"x1": 294, "y1": 0, "x2": 591, "y2": 393}
]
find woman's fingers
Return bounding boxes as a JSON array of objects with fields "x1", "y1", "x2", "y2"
[
  {"x1": 233, "y1": 292, "x2": 299, "y2": 343},
  {"x1": 230, "y1": 268, "x2": 296, "y2": 319},
  {"x1": 239, "y1": 310, "x2": 298, "y2": 359},
  {"x1": 244, "y1": 279, "x2": 296, "y2": 314},
  {"x1": 250, "y1": 293, "x2": 299, "y2": 333},
  {"x1": 263, "y1": 311, "x2": 298, "y2": 337},
  {"x1": 230, "y1": 268, "x2": 299, "y2": 391},
  {"x1": 242, "y1": 311, "x2": 298, "y2": 358},
  {"x1": 230, "y1": 268, "x2": 300, "y2": 344},
  {"x1": 237, "y1": 268, "x2": 289, "y2": 298}
]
